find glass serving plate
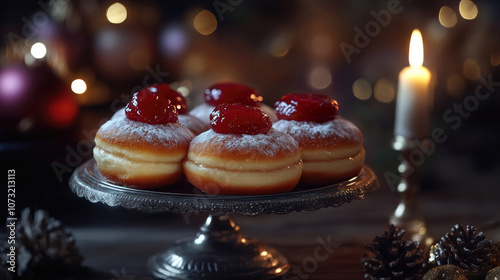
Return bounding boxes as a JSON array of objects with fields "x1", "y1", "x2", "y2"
[{"x1": 70, "y1": 159, "x2": 379, "y2": 280}]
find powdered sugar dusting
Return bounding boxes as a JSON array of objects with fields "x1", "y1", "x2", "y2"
[
  {"x1": 273, "y1": 118, "x2": 362, "y2": 147},
  {"x1": 111, "y1": 107, "x2": 126, "y2": 119},
  {"x1": 189, "y1": 103, "x2": 214, "y2": 126},
  {"x1": 113, "y1": 107, "x2": 208, "y2": 135},
  {"x1": 190, "y1": 128, "x2": 299, "y2": 158},
  {"x1": 178, "y1": 114, "x2": 209, "y2": 135},
  {"x1": 97, "y1": 113, "x2": 194, "y2": 147}
]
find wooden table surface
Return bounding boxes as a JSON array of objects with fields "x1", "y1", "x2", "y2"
[{"x1": 69, "y1": 179, "x2": 500, "y2": 280}]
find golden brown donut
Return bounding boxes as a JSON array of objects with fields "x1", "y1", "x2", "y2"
[
  {"x1": 184, "y1": 129, "x2": 303, "y2": 195},
  {"x1": 273, "y1": 118, "x2": 365, "y2": 186},
  {"x1": 113, "y1": 108, "x2": 207, "y2": 135},
  {"x1": 94, "y1": 113, "x2": 195, "y2": 189}
]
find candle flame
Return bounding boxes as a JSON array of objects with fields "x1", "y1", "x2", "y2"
[{"x1": 409, "y1": 29, "x2": 424, "y2": 67}]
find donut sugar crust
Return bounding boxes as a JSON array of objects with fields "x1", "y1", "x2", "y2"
[
  {"x1": 94, "y1": 114, "x2": 195, "y2": 189},
  {"x1": 184, "y1": 129, "x2": 303, "y2": 195},
  {"x1": 113, "y1": 108, "x2": 207, "y2": 135},
  {"x1": 273, "y1": 118, "x2": 365, "y2": 186}
]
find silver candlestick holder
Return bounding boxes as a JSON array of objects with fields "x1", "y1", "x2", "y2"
[{"x1": 389, "y1": 135, "x2": 434, "y2": 247}]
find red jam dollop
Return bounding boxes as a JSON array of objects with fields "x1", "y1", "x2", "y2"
[
  {"x1": 204, "y1": 82, "x2": 263, "y2": 107},
  {"x1": 210, "y1": 103, "x2": 272, "y2": 135},
  {"x1": 125, "y1": 84, "x2": 179, "y2": 124},
  {"x1": 152, "y1": 83, "x2": 188, "y2": 114},
  {"x1": 274, "y1": 93, "x2": 339, "y2": 123}
]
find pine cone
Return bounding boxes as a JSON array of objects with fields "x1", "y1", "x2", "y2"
[
  {"x1": 362, "y1": 225, "x2": 425, "y2": 280},
  {"x1": 430, "y1": 224, "x2": 494, "y2": 280},
  {"x1": 1, "y1": 208, "x2": 83, "y2": 280}
]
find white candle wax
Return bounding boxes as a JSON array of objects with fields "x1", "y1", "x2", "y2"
[
  {"x1": 394, "y1": 30, "x2": 432, "y2": 139},
  {"x1": 394, "y1": 66, "x2": 431, "y2": 139}
]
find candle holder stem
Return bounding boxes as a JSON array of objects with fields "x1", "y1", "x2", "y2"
[{"x1": 389, "y1": 137, "x2": 434, "y2": 247}]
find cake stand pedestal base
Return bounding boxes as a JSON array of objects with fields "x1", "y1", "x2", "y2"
[
  {"x1": 390, "y1": 136, "x2": 434, "y2": 247},
  {"x1": 148, "y1": 215, "x2": 289, "y2": 280},
  {"x1": 70, "y1": 160, "x2": 379, "y2": 279}
]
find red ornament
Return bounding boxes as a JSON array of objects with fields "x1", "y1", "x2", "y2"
[
  {"x1": 0, "y1": 62, "x2": 79, "y2": 133},
  {"x1": 46, "y1": 94, "x2": 79, "y2": 128}
]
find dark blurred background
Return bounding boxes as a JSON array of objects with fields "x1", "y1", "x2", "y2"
[{"x1": 1, "y1": 0, "x2": 499, "y2": 226}]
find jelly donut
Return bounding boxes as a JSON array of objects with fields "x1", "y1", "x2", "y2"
[
  {"x1": 184, "y1": 103, "x2": 303, "y2": 195},
  {"x1": 94, "y1": 85, "x2": 195, "y2": 189},
  {"x1": 189, "y1": 82, "x2": 278, "y2": 127},
  {"x1": 112, "y1": 84, "x2": 207, "y2": 135},
  {"x1": 273, "y1": 93, "x2": 365, "y2": 186}
]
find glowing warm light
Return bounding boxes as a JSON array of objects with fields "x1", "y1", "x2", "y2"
[
  {"x1": 459, "y1": 0, "x2": 478, "y2": 20},
  {"x1": 394, "y1": 29, "x2": 432, "y2": 139},
  {"x1": 268, "y1": 35, "x2": 290, "y2": 58},
  {"x1": 193, "y1": 10, "x2": 217, "y2": 35},
  {"x1": 352, "y1": 79, "x2": 372, "y2": 100},
  {"x1": 374, "y1": 78, "x2": 396, "y2": 103},
  {"x1": 71, "y1": 79, "x2": 87, "y2": 94},
  {"x1": 491, "y1": 52, "x2": 500, "y2": 66},
  {"x1": 409, "y1": 30, "x2": 424, "y2": 67},
  {"x1": 30, "y1": 42, "x2": 47, "y2": 59},
  {"x1": 275, "y1": 268, "x2": 283, "y2": 274},
  {"x1": 308, "y1": 66, "x2": 332, "y2": 89},
  {"x1": 260, "y1": 251, "x2": 268, "y2": 257},
  {"x1": 462, "y1": 58, "x2": 481, "y2": 80},
  {"x1": 438, "y1": 6, "x2": 457, "y2": 28},
  {"x1": 106, "y1": 2, "x2": 127, "y2": 24}
]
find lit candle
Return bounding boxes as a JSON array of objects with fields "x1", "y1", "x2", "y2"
[{"x1": 394, "y1": 29, "x2": 432, "y2": 139}]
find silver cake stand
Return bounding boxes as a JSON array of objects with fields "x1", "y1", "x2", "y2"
[{"x1": 70, "y1": 159, "x2": 379, "y2": 280}]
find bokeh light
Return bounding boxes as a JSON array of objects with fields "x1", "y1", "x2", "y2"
[
  {"x1": 160, "y1": 25, "x2": 188, "y2": 57},
  {"x1": 459, "y1": 0, "x2": 478, "y2": 20},
  {"x1": 462, "y1": 58, "x2": 481, "y2": 80},
  {"x1": 308, "y1": 66, "x2": 332, "y2": 89},
  {"x1": 268, "y1": 34, "x2": 291, "y2": 58},
  {"x1": 17, "y1": 117, "x2": 35, "y2": 133},
  {"x1": 374, "y1": 78, "x2": 396, "y2": 103},
  {"x1": 491, "y1": 52, "x2": 500, "y2": 66},
  {"x1": 30, "y1": 42, "x2": 47, "y2": 59},
  {"x1": 106, "y1": 2, "x2": 127, "y2": 24},
  {"x1": 352, "y1": 79, "x2": 372, "y2": 100},
  {"x1": 71, "y1": 79, "x2": 87, "y2": 94},
  {"x1": 46, "y1": 94, "x2": 79, "y2": 128},
  {"x1": 193, "y1": 10, "x2": 217, "y2": 35},
  {"x1": 438, "y1": 6, "x2": 457, "y2": 28},
  {"x1": 0, "y1": 67, "x2": 27, "y2": 102}
]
